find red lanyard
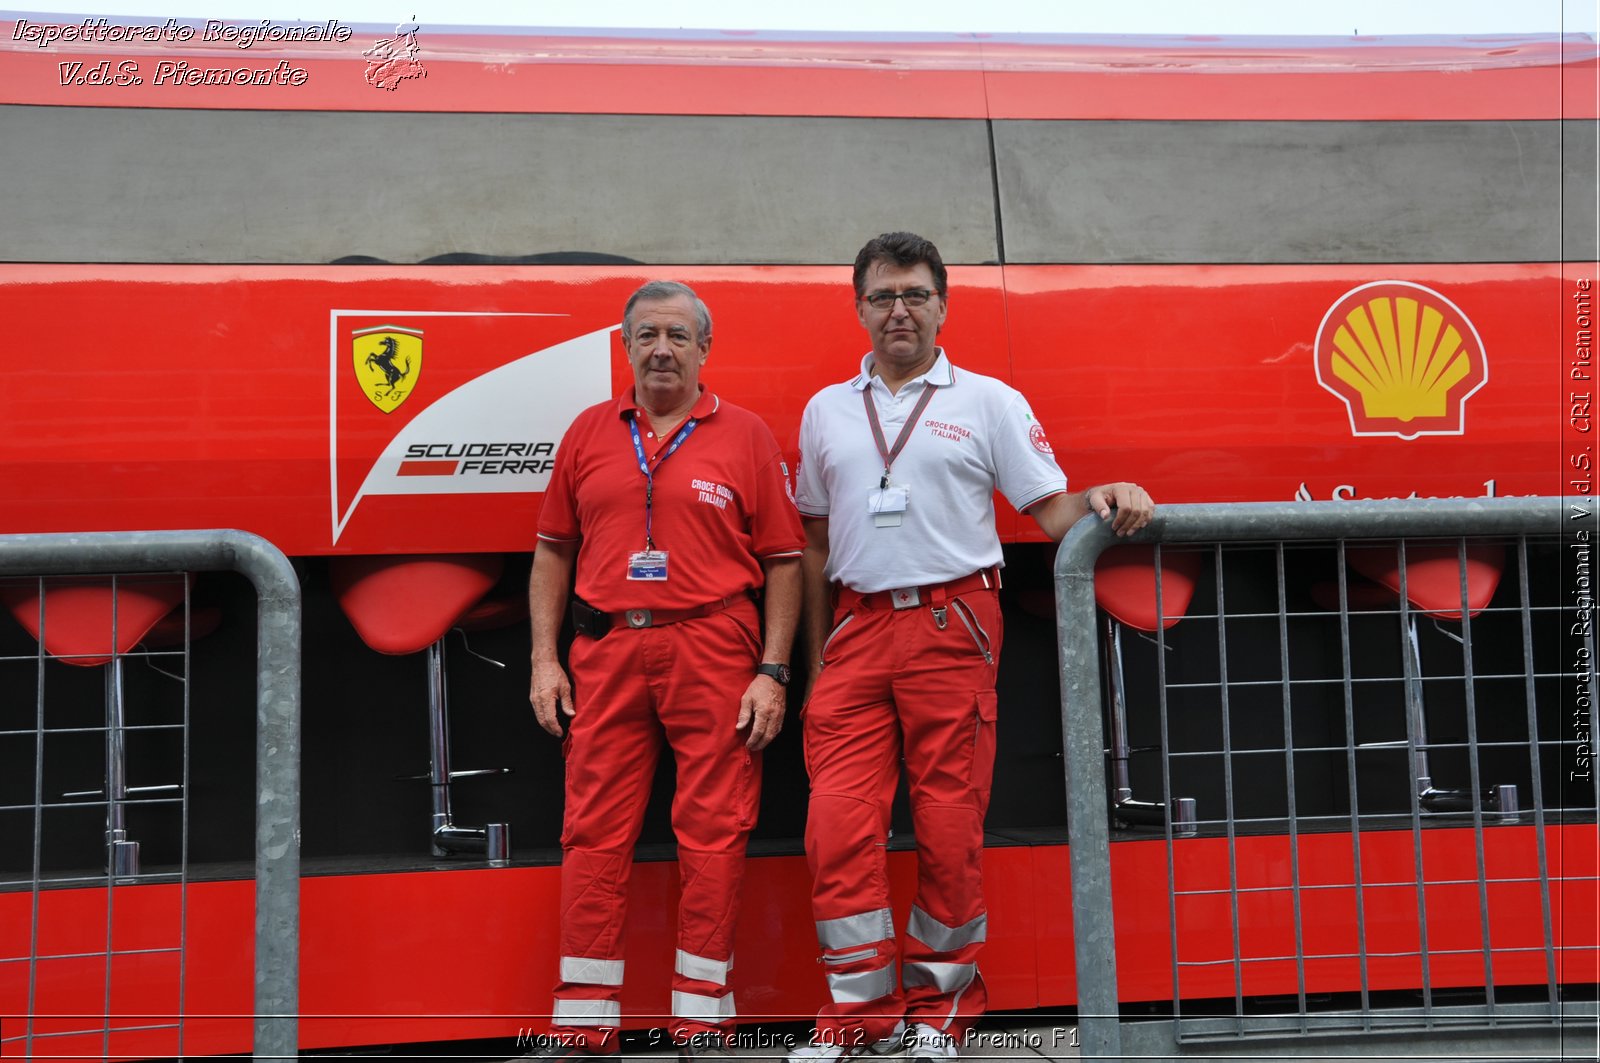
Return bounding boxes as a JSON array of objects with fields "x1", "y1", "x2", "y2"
[{"x1": 861, "y1": 382, "x2": 937, "y2": 489}]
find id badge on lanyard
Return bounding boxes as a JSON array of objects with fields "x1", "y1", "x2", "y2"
[
  {"x1": 627, "y1": 549, "x2": 669, "y2": 581},
  {"x1": 862, "y1": 383, "x2": 935, "y2": 530},
  {"x1": 868, "y1": 485, "x2": 910, "y2": 527},
  {"x1": 627, "y1": 414, "x2": 697, "y2": 580}
]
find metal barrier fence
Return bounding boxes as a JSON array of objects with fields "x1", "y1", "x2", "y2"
[
  {"x1": 1056, "y1": 497, "x2": 1598, "y2": 1061},
  {"x1": 0, "y1": 530, "x2": 300, "y2": 1062}
]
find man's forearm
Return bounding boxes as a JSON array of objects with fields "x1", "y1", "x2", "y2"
[
  {"x1": 760, "y1": 557, "x2": 802, "y2": 665},
  {"x1": 1027, "y1": 489, "x2": 1088, "y2": 543},
  {"x1": 800, "y1": 518, "x2": 833, "y2": 675},
  {"x1": 528, "y1": 538, "x2": 577, "y2": 663}
]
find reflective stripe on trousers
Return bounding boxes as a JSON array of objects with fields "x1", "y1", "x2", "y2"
[
  {"x1": 676, "y1": 949, "x2": 732, "y2": 985},
  {"x1": 907, "y1": 907, "x2": 986, "y2": 953},
  {"x1": 673, "y1": 989, "x2": 736, "y2": 1023},
  {"x1": 552, "y1": 998, "x2": 622, "y2": 1027},
  {"x1": 827, "y1": 964, "x2": 898, "y2": 1005},
  {"x1": 817, "y1": 908, "x2": 895, "y2": 951},
  {"x1": 560, "y1": 956, "x2": 625, "y2": 986}
]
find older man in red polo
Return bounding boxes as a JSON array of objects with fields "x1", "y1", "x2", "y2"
[{"x1": 528, "y1": 280, "x2": 804, "y2": 1060}]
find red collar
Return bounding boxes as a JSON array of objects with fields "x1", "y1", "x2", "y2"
[{"x1": 618, "y1": 386, "x2": 719, "y2": 422}]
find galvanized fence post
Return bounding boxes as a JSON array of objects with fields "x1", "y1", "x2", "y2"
[
  {"x1": 1055, "y1": 513, "x2": 1123, "y2": 1061},
  {"x1": 0, "y1": 529, "x2": 301, "y2": 1062}
]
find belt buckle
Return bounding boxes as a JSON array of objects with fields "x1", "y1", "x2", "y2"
[
  {"x1": 626, "y1": 609, "x2": 653, "y2": 628},
  {"x1": 889, "y1": 587, "x2": 921, "y2": 610}
]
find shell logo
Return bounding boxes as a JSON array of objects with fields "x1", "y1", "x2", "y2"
[{"x1": 1314, "y1": 281, "x2": 1487, "y2": 440}]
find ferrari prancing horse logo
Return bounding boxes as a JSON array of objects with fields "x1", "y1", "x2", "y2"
[{"x1": 353, "y1": 325, "x2": 423, "y2": 413}]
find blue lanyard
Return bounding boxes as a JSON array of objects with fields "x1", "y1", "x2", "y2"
[{"x1": 628, "y1": 414, "x2": 698, "y2": 550}]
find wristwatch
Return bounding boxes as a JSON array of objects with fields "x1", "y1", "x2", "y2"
[{"x1": 756, "y1": 662, "x2": 791, "y2": 686}]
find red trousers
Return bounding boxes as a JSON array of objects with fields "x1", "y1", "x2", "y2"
[
  {"x1": 802, "y1": 584, "x2": 1002, "y2": 1043},
  {"x1": 549, "y1": 599, "x2": 763, "y2": 1047}
]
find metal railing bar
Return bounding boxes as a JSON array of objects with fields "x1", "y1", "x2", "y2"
[
  {"x1": 0, "y1": 650, "x2": 189, "y2": 664},
  {"x1": 1156, "y1": 543, "x2": 1187, "y2": 1034},
  {"x1": 1138, "y1": 603, "x2": 1567, "y2": 623},
  {"x1": 1167, "y1": 1000, "x2": 1583, "y2": 1042},
  {"x1": 1159, "y1": 743, "x2": 1572, "y2": 761},
  {"x1": 6, "y1": 946, "x2": 186, "y2": 963},
  {"x1": 1174, "y1": 943, "x2": 1564, "y2": 965},
  {"x1": 103, "y1": 577, "x2": 119, "y2": 1063},
  {"x1": 1169, "y1": 874, "x2": 1574, "y2": 896},
  {"x1": 2, "y1": 797, "x2": 186, "y2": 812},
  {"x1": 0, "y1": 723, "x2": 188, "y2": 735},
  {"x1": 1157, "y1": 738, "x2": 1557, "y2": 757},
  {"x1": 1165, "y1": 811, "x2": 1598, "y2": 829},
  {"x1": 1162, "y1": 671, "x2": 1573, "y2": 688},
  {"x1": 2, "y1": 1022, "x2": 185, "y2": 1043},
  {"x1": 2, "y1": 872, "x2": 190, "y2": 890},
  {"x1": 1392, "y1": 543, "x2": 1437, "y2": 1027},
  {"x1": 1517, "y1": 536, "x2": 1562, "y2": 1018},
  {"x1": 1211, "y1": 541, "x2": 1246, "y2": 1034},
  {"x1": 0, "y1": 648, "x2": 197, "y2": 663},
  {"x1": 178, "y1": 581, "x2": 192, "y2": 1061},
  {"x1": 27, "y1": 578, "x2": 45, "y2": 1061},
  {"x1": 0, "y1": 726, "x2": 188, "y2": 743},
  {"x1": 1272, "y1": 543, "x2": 1310, "y2": 1033},
  {"x1": 1169, "y1": 811, "x2": 1563, "y2": 828},
  {"x1": 1450, "y1": 539, "x2": 1499, "y2": 1022},
  {"x1": 1171, "y1": 817, "x2": 1599, "y2": 836}
]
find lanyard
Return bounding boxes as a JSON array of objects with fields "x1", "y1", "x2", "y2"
[
  {"x1": 862, "y1": 382, "x2": 937, "y2": 489},
  {"x1": 628, "y1": 414, "x2": 698, "y2": 550}
]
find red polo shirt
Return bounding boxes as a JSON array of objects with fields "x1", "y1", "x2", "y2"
[{"x1": 538, "y1": 388, "x2": 804, "y2": 612}]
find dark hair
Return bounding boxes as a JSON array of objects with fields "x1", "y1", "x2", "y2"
[
  {"x1": 852, "y1": 232, "x2": 948, "y2": 299},
  {"x1": 623, "y1": 279, "x2": 712, "y2": 343}
]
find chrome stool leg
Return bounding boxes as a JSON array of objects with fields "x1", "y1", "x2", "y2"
[
  {"x1": 105, "y1": 657, "x2": 139, "y2": 878},
  {"x1": 1403, "y1": 617, "x2": 1517, "y2": 816},
  {"x1": 424, "y1": 639, "x2": 510, "y2": 865},
  {"x1": 1103, "y1": 615, "x2": 1197, "y2": 834}
]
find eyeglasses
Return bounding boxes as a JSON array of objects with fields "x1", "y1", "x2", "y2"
[{"x1": 861, "y1": 288, "x2": 939, "y2": 310}]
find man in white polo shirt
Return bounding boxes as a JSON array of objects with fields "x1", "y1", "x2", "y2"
[{"x1": 789, "y1": 232, "x2": 1153, "y2": 1063}]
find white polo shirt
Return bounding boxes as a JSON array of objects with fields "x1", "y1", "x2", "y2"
[{"x1": 795, "y1": 350, "x2": 1068, "y2": 593}]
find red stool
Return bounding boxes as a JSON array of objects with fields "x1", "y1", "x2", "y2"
[
  {"x1": 1, "y1": 576, "x2": 191, "y2": 877},
  {"x1": 1094, "y1": 545, "x2": 1203, "y2": 831},
  {"x1": 1347, "y1": 542, "x2": 1515, "y2": 814},
  {"x1": 330, "y1": 554, "x2": 516, "y2": 863}
]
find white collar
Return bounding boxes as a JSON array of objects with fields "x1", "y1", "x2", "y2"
[{"x1": 850, "y1": 348, "x2": 955, "y2": 392}]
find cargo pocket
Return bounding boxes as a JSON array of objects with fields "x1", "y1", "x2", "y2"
[
  {"x1": 734, "y1": 749, "x2": 758, "y2": 830},
  {"x1": 972, "y1": 690, "x2": 999, "y2": 806}
]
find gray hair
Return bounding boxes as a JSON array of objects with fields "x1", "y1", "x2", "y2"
[{"x1": 622, "y1": 280, "x2": 713, "y2": 344}]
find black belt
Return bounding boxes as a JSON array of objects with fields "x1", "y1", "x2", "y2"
[{"x1": 570, "y1": 593, "x2": 748, "y2": 639}]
